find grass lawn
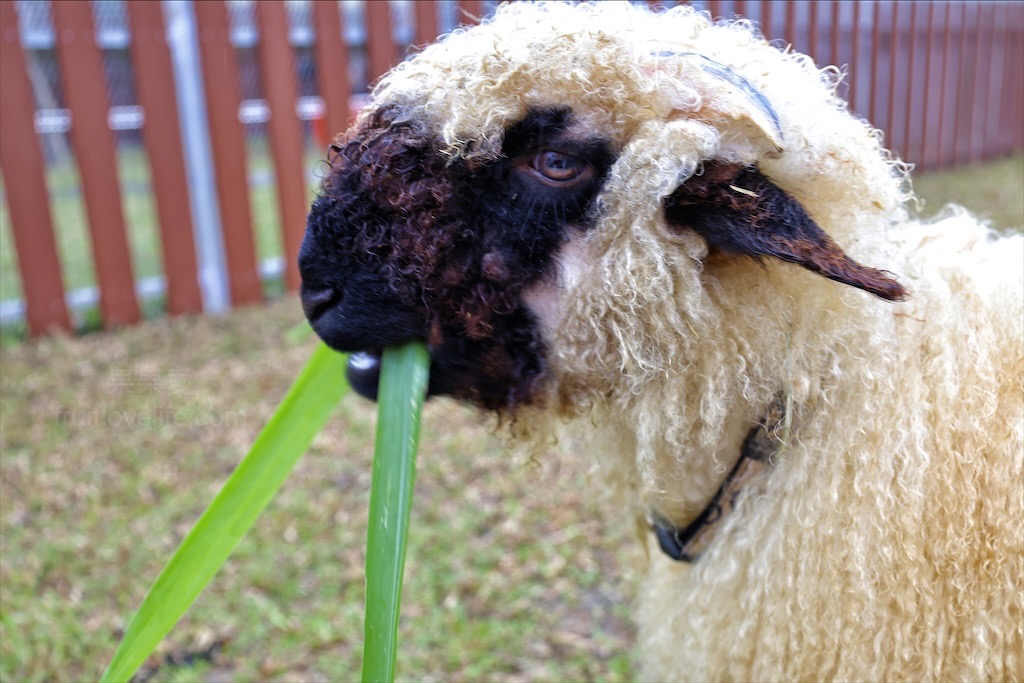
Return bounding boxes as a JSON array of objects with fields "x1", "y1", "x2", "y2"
[
  {"x1": 912, "y1": 154, "x2": 1023, "y2": 231},
  {"x1": 0, "y1": 299, "x2": 638, "y2": 682},
  {"x1": 0, "y1": 154, "x2": 1021, "y2": 682}
]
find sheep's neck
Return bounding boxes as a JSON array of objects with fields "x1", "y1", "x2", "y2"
[{"x1": 651, "y1": 398, "x2": 785, "y2": 562}]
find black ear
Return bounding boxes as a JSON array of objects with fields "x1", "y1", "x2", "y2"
[{"x1": 665, "y1": 162, "x2": 907, "y2": 301}]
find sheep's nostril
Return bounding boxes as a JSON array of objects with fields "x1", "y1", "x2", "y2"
[{"x1": 300, "y1": 286, "x2": 341, "y2": 323}]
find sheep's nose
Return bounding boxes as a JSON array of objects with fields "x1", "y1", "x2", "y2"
[{"x1": 300, "y1": 285, "x2": 340, "y2": 323}]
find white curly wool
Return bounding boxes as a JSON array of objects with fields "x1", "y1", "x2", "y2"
[{"x1": 367, "y1": 3, "x2": 1024, "y2": 680}]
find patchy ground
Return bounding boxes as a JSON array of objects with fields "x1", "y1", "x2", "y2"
[
  {"x1": 0, "y1": 298, "x2": 638, "y2": 682},
  {"x1": 912, "y1": 154, "x2": 1023, "y2": 231}
]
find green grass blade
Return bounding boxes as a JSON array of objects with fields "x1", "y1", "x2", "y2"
[
  {"x1": 101, "y1": 342, "x2": 349, "y2": 683},
  {"x1": 362, "y1": 341, "x2": 430, "y2": 683}
]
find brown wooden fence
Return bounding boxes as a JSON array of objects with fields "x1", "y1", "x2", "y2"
[{"x1": 0, "y1": 0, "x2": 1021, "y2": 336}]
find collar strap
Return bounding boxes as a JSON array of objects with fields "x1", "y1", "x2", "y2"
[{"x1": 651, "y1": 402, "x2": 785, "y2": 562}]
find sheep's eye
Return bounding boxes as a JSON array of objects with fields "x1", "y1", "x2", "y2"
[{"x1": 529, "y1": 150, "x2": 592, "y2": 185}]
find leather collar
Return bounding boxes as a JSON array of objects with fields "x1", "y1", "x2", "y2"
[{"x1": 651, "y1": 400, "x2": 785, "y2": 562}]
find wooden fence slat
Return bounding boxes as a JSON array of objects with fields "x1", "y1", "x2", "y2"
[
  {"x1": 760, "y1": 0, "x2": 773, "y2": 41},
  {"x1": 255, "y1": 0, "x2": 307, "y2": 293},
  {"x1": 990, "y1": 5, "x2": 1007, "y2": 158},
  {"x1": 998, "y1": 3, "x2": 1016, "y2": 154},
  {"x1": 979, "y1": 3, "x2": 1000, "y2": 161},
  {"x1": 904, "y1": 2, "x2": 918, "y2": 165},
  {"x1": 984, "y1": 2, "x2": 1001, "y2": 161},
  {"x1": 125, "y1": 1, "x2": 202, "y2": 315},
  {"x1": 1009, "y1": 5, "x2": 1024, "y2": 154},
  {"x1": 458, "y1": 1, "x2": 484, "y2": 26},
  {"x1": 953, "y1": 2, "x2": 972, "y2": 166},
  {"x1": 966, "y1": 3, "x2": 984, "y2": 163},
  {"x1": 415, "y1": 0, "x2": 439, "y2": 47},
  {"x1": 999, "y1": 3, "x2": 1016, "y2": 157},
  {"x1": 784, "y1": 1, "x2": 796, "y2": 48},
  {"x1": 919, "y1": 1, "x2": 935, "y2": 171},
  {"x1": 829, "y1": 1, "x2": 840, "y2": 69},
  {"x1": 51, "y1": 0, "x2": 140, "y2": 327},
  {"x1": 193, "y1": 0, "x2": 261, "y2": 306},
  {"x1": 869, "y1": 1, "x2": 881, "y2": 126},
  {"x1": 936, "y1": 1, "x2": 953, "y2": 169},
  {"x1": 971, "y1": 1, "x2": 990, "y2": 161},
  {"x1": 850, "y1": 0, "x2": 862, "y2": 113},
  {"x1": 950, "y1": 3, "x2": 967, "y2": 166},
  {"x1": 312, "y1": 0, "x2": 352, "y2": 143},
  {"x1": 709, "y1": 1, "x2": 725, "y2": 22},
  {"x1": 887, "y1": 1, "x2": 900, "y2": 157},
  {"x1": 0, "y1": 0, "x2": 71, "y2": 335},
  {"x1": 965, "y1": 2, "x2": 984, "y2": 163},
  {"x1": 808, "y1": 1, "x2": 818, "y2": 57},
  {"x1": 365, "y1": 0, "x2": 395, "y2": 86}
]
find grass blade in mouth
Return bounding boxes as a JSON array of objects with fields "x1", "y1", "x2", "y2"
[{"x1": 362, "y1": 341, "x2": 430, "y2": 683}]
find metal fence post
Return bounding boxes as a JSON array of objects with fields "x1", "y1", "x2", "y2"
[{"x1": 163, "y1": 0, "x2": 230, "y2": 314}]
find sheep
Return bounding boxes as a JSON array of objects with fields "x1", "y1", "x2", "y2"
[{"x1": 297, "y1": 2, "x2": 1024, "y2": 680}]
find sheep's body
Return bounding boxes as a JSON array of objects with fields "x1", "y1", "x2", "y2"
[
  {"x1": 545, "y1": 203, "x2": 1024, "y2": 680},
  {"x1": 299, "y1": 2, "x2": 1024, "y2": 680},
  {"x1": 628, "y1": 210, "x2": 1024, "y2": 681}
]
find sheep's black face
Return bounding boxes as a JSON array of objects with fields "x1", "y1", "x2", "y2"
[{"x1": 299, "y1": 106, "x2": 614, "y2": 411}]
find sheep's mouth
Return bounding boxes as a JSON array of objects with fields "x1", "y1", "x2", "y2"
[
  {"x1": 303, "y1": 301, "x2": 548, "y2": 414},
  {"x1": 342, "y1": 344, "x2": 501, "y2": 403},
  {"x1": 337, "y1": 309, "x2": 548, "y2": 413},
  {"x1": 346, "y1": 350, "x2": 385, "y2": 400},
  {"x1": 346, "y1": 347, "x2": 448, "y2": 402},
  {"x1": 342, "y1": 347, "x2": 470, "y2": 403}
]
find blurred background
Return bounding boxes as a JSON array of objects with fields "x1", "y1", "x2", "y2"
[{"x1": 1, "y1": 1, "x2": 1022, "y2": 681}]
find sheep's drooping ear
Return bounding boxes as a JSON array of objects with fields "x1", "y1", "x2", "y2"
[{"x1": 665, "y1": 162, "x2": 908, "y2": 301}]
